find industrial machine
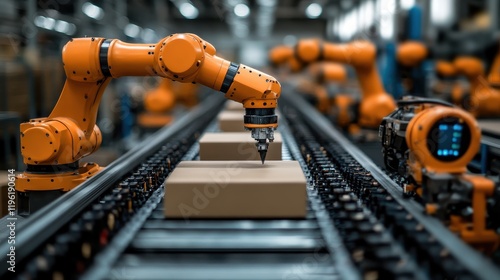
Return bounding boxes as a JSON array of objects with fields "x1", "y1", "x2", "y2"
[
  {"x1": 268, "y1": 44, "x2": 295, "y2": 68},
  {"x1": 396, "y1": 41, "x2": 428, "y2": 96},
  {"x1": 380, "y1": 97, "x2": 500, "y2": 252},
  {"x1": 296, "y1": 62, "x2": 347, "y2": 114},
  {"x1": 269, "y1": 44, "x2": 304, "y2": 72},
  {"x1": 431, "y1": 59, "x2": 469, "y2": 105},
  {"x1": 16, "y1": 33, "x2": 281, "y2": 214},
  {"x1": 294, "y1": 39, "x2": 396, "y2": 130},
  {"x1": 453, "y1": 56, "x2": 500, "y2": 118},
  {"x1": 138, "y1": 78, "x2": 177, "y2": 128},
  {"x1": 304, "y1": 62, "x2": 359, "y2": 132},
  {"x1": 138, "y1": 78, "x2": 200, "y2": 129},
  {"x1": 172, "y1": 81, "x2": 200, "y2": 108},
  {"x1": 143, "y1": 78, "x2": 176, "y2": 114}
]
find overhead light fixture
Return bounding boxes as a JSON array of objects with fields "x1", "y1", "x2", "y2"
[
  {"x1": 339, "y1": 10, "x2": 357, "y2": 41},
  {"x1": 361, "y1": 0, "x2": 374, "y2": 29},
  {"x1": 234, "y1": 24, "x2": 250, "y2": 38},
  {"x1": 234, "y1": 3, "x2": 250, "y2": 18},
  {"x1": 34, "y1": 16, "x2": 48, "y2": 29},
  {"x1": 431, "y1": 0, "x2": 454, "y2": 26},
  {"x1": 54, "y1": 20, "x2": 70, "y2": 33},
  {"x1": 179, "y1": 2, "x2": 199, "y2": 19},
  {"x1": 124, "y1": 23, "x2": 142, "y2": 38},
  {"x1": 82, "y1": 2, "x2": 104, "y2": 20},
  {"x1": 379, "y1": 0, "x2": 396, "y2": 40},
  {"x1": 400, "y1": 0, "x2": 415, "y2": 10},
  {"x1": 283, "y1": 35, "x2": 297, "y2": 46},
  {"x1": 141, "y1": 28, "x2": 157, "y2": 42},
  {"x1": 257, "y1": 0, "x2": 277, "y2": 7},
  {"x1": 55, "y1": 20, "x2": 76, "y2": 35},
  {"x1": 305, "y1": 3, "x2": 322, "y2": 19},
  {"x1": 34, "y1": 16, "x2": 76, "y2": 35},
  {"x1": 34, "y1": 16, "x2": 56, "y2": 30}
]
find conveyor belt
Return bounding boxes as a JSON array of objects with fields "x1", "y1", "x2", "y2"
[
  {"x1": 479, "y1": 120, "x2": 500, "y2": 139},
  {"x1": 82, "y1": 118, "x2": 345, "y2": 280}
]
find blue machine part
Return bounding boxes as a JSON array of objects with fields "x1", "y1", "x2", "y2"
[
  {"x1": 407, "y1": 5, "x2": 422, "y2": 40},
  {"x1": 120, "y1": 89, "x2": 133, "y2": 139}
]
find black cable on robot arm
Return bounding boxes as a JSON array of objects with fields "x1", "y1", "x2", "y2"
[{"x1": 396, "y1": 98, "x2": 455, "y2": 107}]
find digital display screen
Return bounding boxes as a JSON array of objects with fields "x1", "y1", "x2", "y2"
[
  {"x1": 427, "y1": 117, "x2": 471, "y2": 161},
  {"x1": 436, "y1": 123, "x2": 463, "y2": 157}
]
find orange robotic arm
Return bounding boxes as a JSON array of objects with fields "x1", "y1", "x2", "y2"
[
  {"x1": 435, "y1": 60, "x2": 458, "y2": 78},
  {"x1": 173, "y1": 82, "x2": 199, "y2": 108},
  {"x1": 453, "y1": 56, "x2": 484, "y2": 88},
  {"x1": 294, "y1": 39, "x2": 396, "y2": 129},
  {"x1": 432, "y1": 60, "x2": 468, "y2": 105},
  {"x1": 487, "y1": 47, "x2": 500, "y2": 86},
  {"x1": 269, "y1": 45, "x2": 304, "y2": 73},
  {"x1": 303, "y1": 62, "x2": 347, "y2": 114},
  {"x1": 396, "y1": 41, "x2": 428, "y2": 68},
  {"x1": 144, "y1": 78, "x2": 176, "y2": 113},
  {"x1": 308, "y1": 62, "x2": 347, "y2": 84},
  {"x1": 18, "y1": 33, "x2": 281, "y2": 196},
  {"x1": 269, "y1": 45, "x2": 294, "y2": 66},
  {"x1": 453, "y1": 56, "x2": 500, "y2": 117}
]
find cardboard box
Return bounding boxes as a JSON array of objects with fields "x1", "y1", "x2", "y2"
[
  {"x1": 217, "y1": 111, "x2": 246, "y2": 132},
  {"x1": 199, "y1": 132, "x2": 282, "y2": 161},
  {"x1": 164, "y1": 161, "x2": 306, "y2": 219},
  {"x1": 225, "y1": 100, "x2": 244, "y2": 111}
]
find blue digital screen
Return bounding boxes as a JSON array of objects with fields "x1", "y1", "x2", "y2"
[
  {"x1": 436, "y1": 123, "x2": 463, "y2": 158},
  {"x1": 428, "y1": 117, "x2": 471, "y2": 161}
]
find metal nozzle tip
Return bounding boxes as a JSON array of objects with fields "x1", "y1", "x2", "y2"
[{"x1": 259, "y1": 150, "x2": 267, "y2": 164}]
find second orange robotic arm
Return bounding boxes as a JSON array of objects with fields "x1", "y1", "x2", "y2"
[
  {"x1": 294, "y1": 39, "x2": 395, "y2": 128},
  {"x1": 453, "y1": 56, "x2": 500, "y2": 117}
]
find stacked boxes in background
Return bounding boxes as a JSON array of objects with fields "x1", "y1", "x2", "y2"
[{"x1": 199, "y1": 132, "x2": 282, "y2": 161}]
